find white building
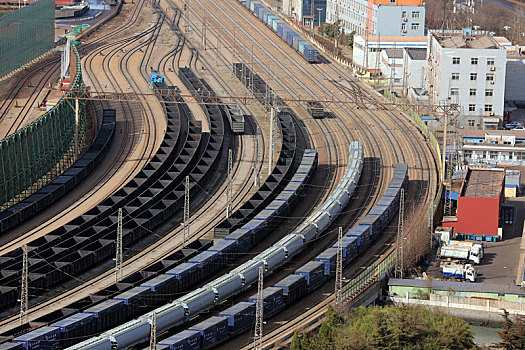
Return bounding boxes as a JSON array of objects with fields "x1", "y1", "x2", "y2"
[
  {"x1": 401, "y1": 47, "x2": 427, "y2": 100},
  {"x1": 380, "y1": 48, "x2": 404, "y2": 87},
  {"x1": 325, "y1": 0, "x2": 425, "y2": 37},
  {"x1": 353, "y1": 35, "x2": 427, "y2": 71},
  {"x1": 461, "y1": 130, "x2": 525, "y2": 165},
  {"x1": 425, "y1": 30, "x2": 507, "y2": 128}
]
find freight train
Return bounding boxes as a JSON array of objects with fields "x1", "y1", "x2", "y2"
[
  {"x1": 7, "y1": 148, "x2": 318, "y2": 350},
  {"x1": 155, "y1": 163, "x2": 408, "y2": 350},
  {"x1": 242, "y1": 0, "x2": 319, "y2": 63},
  {"x1": 57, "y1": 142, "x2": 362, "y2": 349}
]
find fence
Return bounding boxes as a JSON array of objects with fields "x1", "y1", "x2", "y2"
[
  {"x1": 342, "y1": 92, "x2": 444, "y2": 303},
  {"x1": 0, "y1": 44, "x2": 86, "y2": 210},
  {"x1": 391, "y1": 293, "x2": 525, "y2": 316},
  {"x1": 0, "y1": 0, "x2": 55, "y2": 79}
]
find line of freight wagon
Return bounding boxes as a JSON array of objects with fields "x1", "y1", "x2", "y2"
[
  {"x1": 0, "y1": 68, "x2": 305, "y2": 350},
  {"x1": 0, "y1": 109, "x2": 116, "y2": 233},
  {"x1": 242, "y1": 0, "x2": 319, "y2": 63},
  {"x1": 61, "y1": 141, "x2": 362, "y2": 350},
  {"x1": 150, "y1": 163, "x2": 408, "y2": 350},
  {"x1": 5, "y1": 148, "x2": 317, "y2": 350},
  {"x1": 0, "y1": 80, "x2": 228, "y2": 313}
]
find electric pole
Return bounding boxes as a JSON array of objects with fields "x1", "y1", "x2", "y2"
[
  {"x1": 268, "y1": 107, "x2": 275, "y2": 176},
  {"x1": 226, "y1": 149, "x2": 233, "y2": 218},
  {"x1": 396, "y1": 189, "x2": 405, "y2": 278},
  {"x1": 115, "y1": 208, "x2": 123, "y2": 283},
  {"x1": 335, "y1": 227, "x2": 343, "y2": 306},
  {"x1": 254, "y1": 266, "x2": 264, "y2": 350},
  {"x1": 202, "y1": 18, "x2": 206, "y2": 50},
  {"x1": 20, "y1": 244, "x2": 28, "y2": 324},
  {"x1": 184, "y1": 176, "x2": 190, "y2": 246},
  {"x1": 429, "y1": 198, "x2": 434, "y2": 250},
  {"x1": 150, "y1": 312, "x2": 157, "y2": 350},
  {"x1": 254, "y1": 125, "x2": 260, "y2": 188}
]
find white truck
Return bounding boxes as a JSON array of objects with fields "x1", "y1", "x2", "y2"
[
  {"x1": 440, "y1": 262, "x2": 477, "y2": 282},
  {"x1": 439, "y1": 241, "x2": 484, "y2": 264}
]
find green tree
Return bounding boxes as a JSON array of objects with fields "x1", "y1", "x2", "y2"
[
  {"x1": 307, "y1": 305, "x2": 474, "y2": 350},
  {"x1": 494, "y1": 309, "x2": 525, "y2": 349},
  {"x1": 290, "y1": 331, "x2": 302, "y2": 350}
]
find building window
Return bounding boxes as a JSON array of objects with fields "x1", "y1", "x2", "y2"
[
  {"x1": 468, "y1": 119, "x2": 475, "y2": 126},
  {"x1": 469, "y1": 104, "x2": 476, "y2": 112},
  {"x1": 402, "y1": 11, "x2": 406, "y2": 18},
  {"x1": 452, "y1": 57, "x2": 460, "y2": 64},
  {"x1": 450, "y1": 88, "x2": 459, "y2": 96},
  {"x1": 471, "y1": 57, "x2": 478, "y2": 65},
  {"x1": 411, "y1": 23, "x2": 420, "y2": 30},
  {"x1": 485, "y1": 104, "x2": 493, "y2": 112},
  {"x1": 490, "y1": 151, "x2": 498, "y2": 159},
  {"x1": 401, "y1": 23, "x2": 406, "y2": 31},
  {"x1": 470, "y1": 73, "x2": 477, "y2": 81},
  {"x1": 487, "y1": 58, "x2": 495, "y2": 65},
  {"x1": 411, "y1": 11, "x2": 420, "y2": 18},
  {"x1": 451, "y1": 73, "x2": 460, "y2": 80},
  {"x1": 469, "y1": 89, "x2": 477, "y2": 96},
  {"x1": 486, "y1": 73, "x2": 495, "y2": 81},
  {"x1": 485, "y1": 89, "x2": 494, "y2": 97}
]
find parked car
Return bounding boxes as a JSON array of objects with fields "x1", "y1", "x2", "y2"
[{"x1": 506, "y1": 121, "x2": 523, "y2": 130}]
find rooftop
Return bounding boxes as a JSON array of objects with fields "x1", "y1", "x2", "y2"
[
  {"x1": 461, "y1": 167, "x2": 505, "y2": 199},
  {"x1": 389, "y1": 278, "x2": 525, "y2": 295},
  {"x1": 405, "y1": 47, "x2": 427, "y2": 60},
  {"x1": 362, "y1": 35, "x2": 427, "y2": 43},
  {"x1": 433, "y1": 33, "x2": 502, "y2": 50},
  {"x1": 384, "y1": 48, "x2": 403, "y2": 58},
  {"x1": 462, "y1": 129, "x2": 525, "y2": 139}
]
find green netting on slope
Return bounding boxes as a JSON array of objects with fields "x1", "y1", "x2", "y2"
[{"x1": 0, "y1": 0, "x2": 55, "y2": 79}]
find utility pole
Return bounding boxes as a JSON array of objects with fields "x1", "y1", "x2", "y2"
[
  {"x1": 429, "y1": 198, "x2": 434, "y2": 250},
  {"x1": 254, "y1": 267, "x2": 264, "y2": 350},
  {"x1": 115, "y1": 208, "x2": 123, "y2": 283},
  {"x1": 441, "y1": 109, "x2": 448, "y2": 183},
  {"x1": 396, "y1": 189, "x2": 405, "y2": 278},
  {"x1": 226, "y1": 149, "x2": 233, "y2": 218},
  {"x1": 184, "y1": 176, "x2": 190, "y2": 246},
  {"x1": 268, "y1": 107, "x2": 275, "y2": 176},
  {"x1": 254, "y1": 125, "x2": 260, "y2": 188},
  {"x1": 20, "y1": 245, "x2": 28, "y2": 325},
  {"x1": 335, "y1": 227, "x2": 343, "y2": 306},
  {"x1": 149, "y1": 312, "x2": 157, "y2": 350}
]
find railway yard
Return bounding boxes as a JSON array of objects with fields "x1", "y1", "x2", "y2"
[{"x1": 0, "y1": 0, "x2": 440, "y2": 348}]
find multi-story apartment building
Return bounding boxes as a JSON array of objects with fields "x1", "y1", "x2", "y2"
[
  {"x1": 425, "y1": 30, "x2": 507, "y2": 128},
  {"x1": 325, "y1": 0, "x2": 425, "y2": 36}
]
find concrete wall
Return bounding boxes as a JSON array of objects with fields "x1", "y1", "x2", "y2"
[
  {"x1": 505, "y1": 59, "x2": 525, "y2": 102},
  {"x1": 375, "y1": 5, "x2": 425, "y2": 37},
  {"x1": 404, "y1": 53, "x2": 426, "y2": 89}
]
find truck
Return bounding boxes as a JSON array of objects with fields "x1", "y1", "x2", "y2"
[
  {"x1": 440, "y1": 262, "x2": 477, "y2": 282},
  {"x1": 439, "y1": 241, "x2": 483, "y2": 264}
]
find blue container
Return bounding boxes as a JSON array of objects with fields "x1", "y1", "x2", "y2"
[
  {"x1": 13, "y1": 326, "x2": 61, "y2": 350},
  {"x1": 189, "y1": 317, "x2": 229, "y2": 349},
  {"x1": 315, "y1": 248, "x2": 338, "y2": 275},
  {"x1": 248, "y1": 287, "x2": 285, "y2": 318},
  {"x1": 50, "y1": 313, "x2": 94, "y2": 333},
  {"x1": 189, "y1": 250, "x2": 219, "y2": 267},
  {"x1": 158, "y1": 330, "x2": 201, "y2": 350},
  {"x1": 209, "y1": 239, "x2": 237, "y2": 254},
  {"x1": 113, "y1": 286, "x2": 151, "y2": 304},
  {"x1": 225, "y1": 228, "x2": 252, "y2": 251},
  {"x1": 166, "y1": 262, "x2": 199, "y2": 279},
  {"x1": 219, "y1": 302, "x2": 256, "y2": 335}
]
